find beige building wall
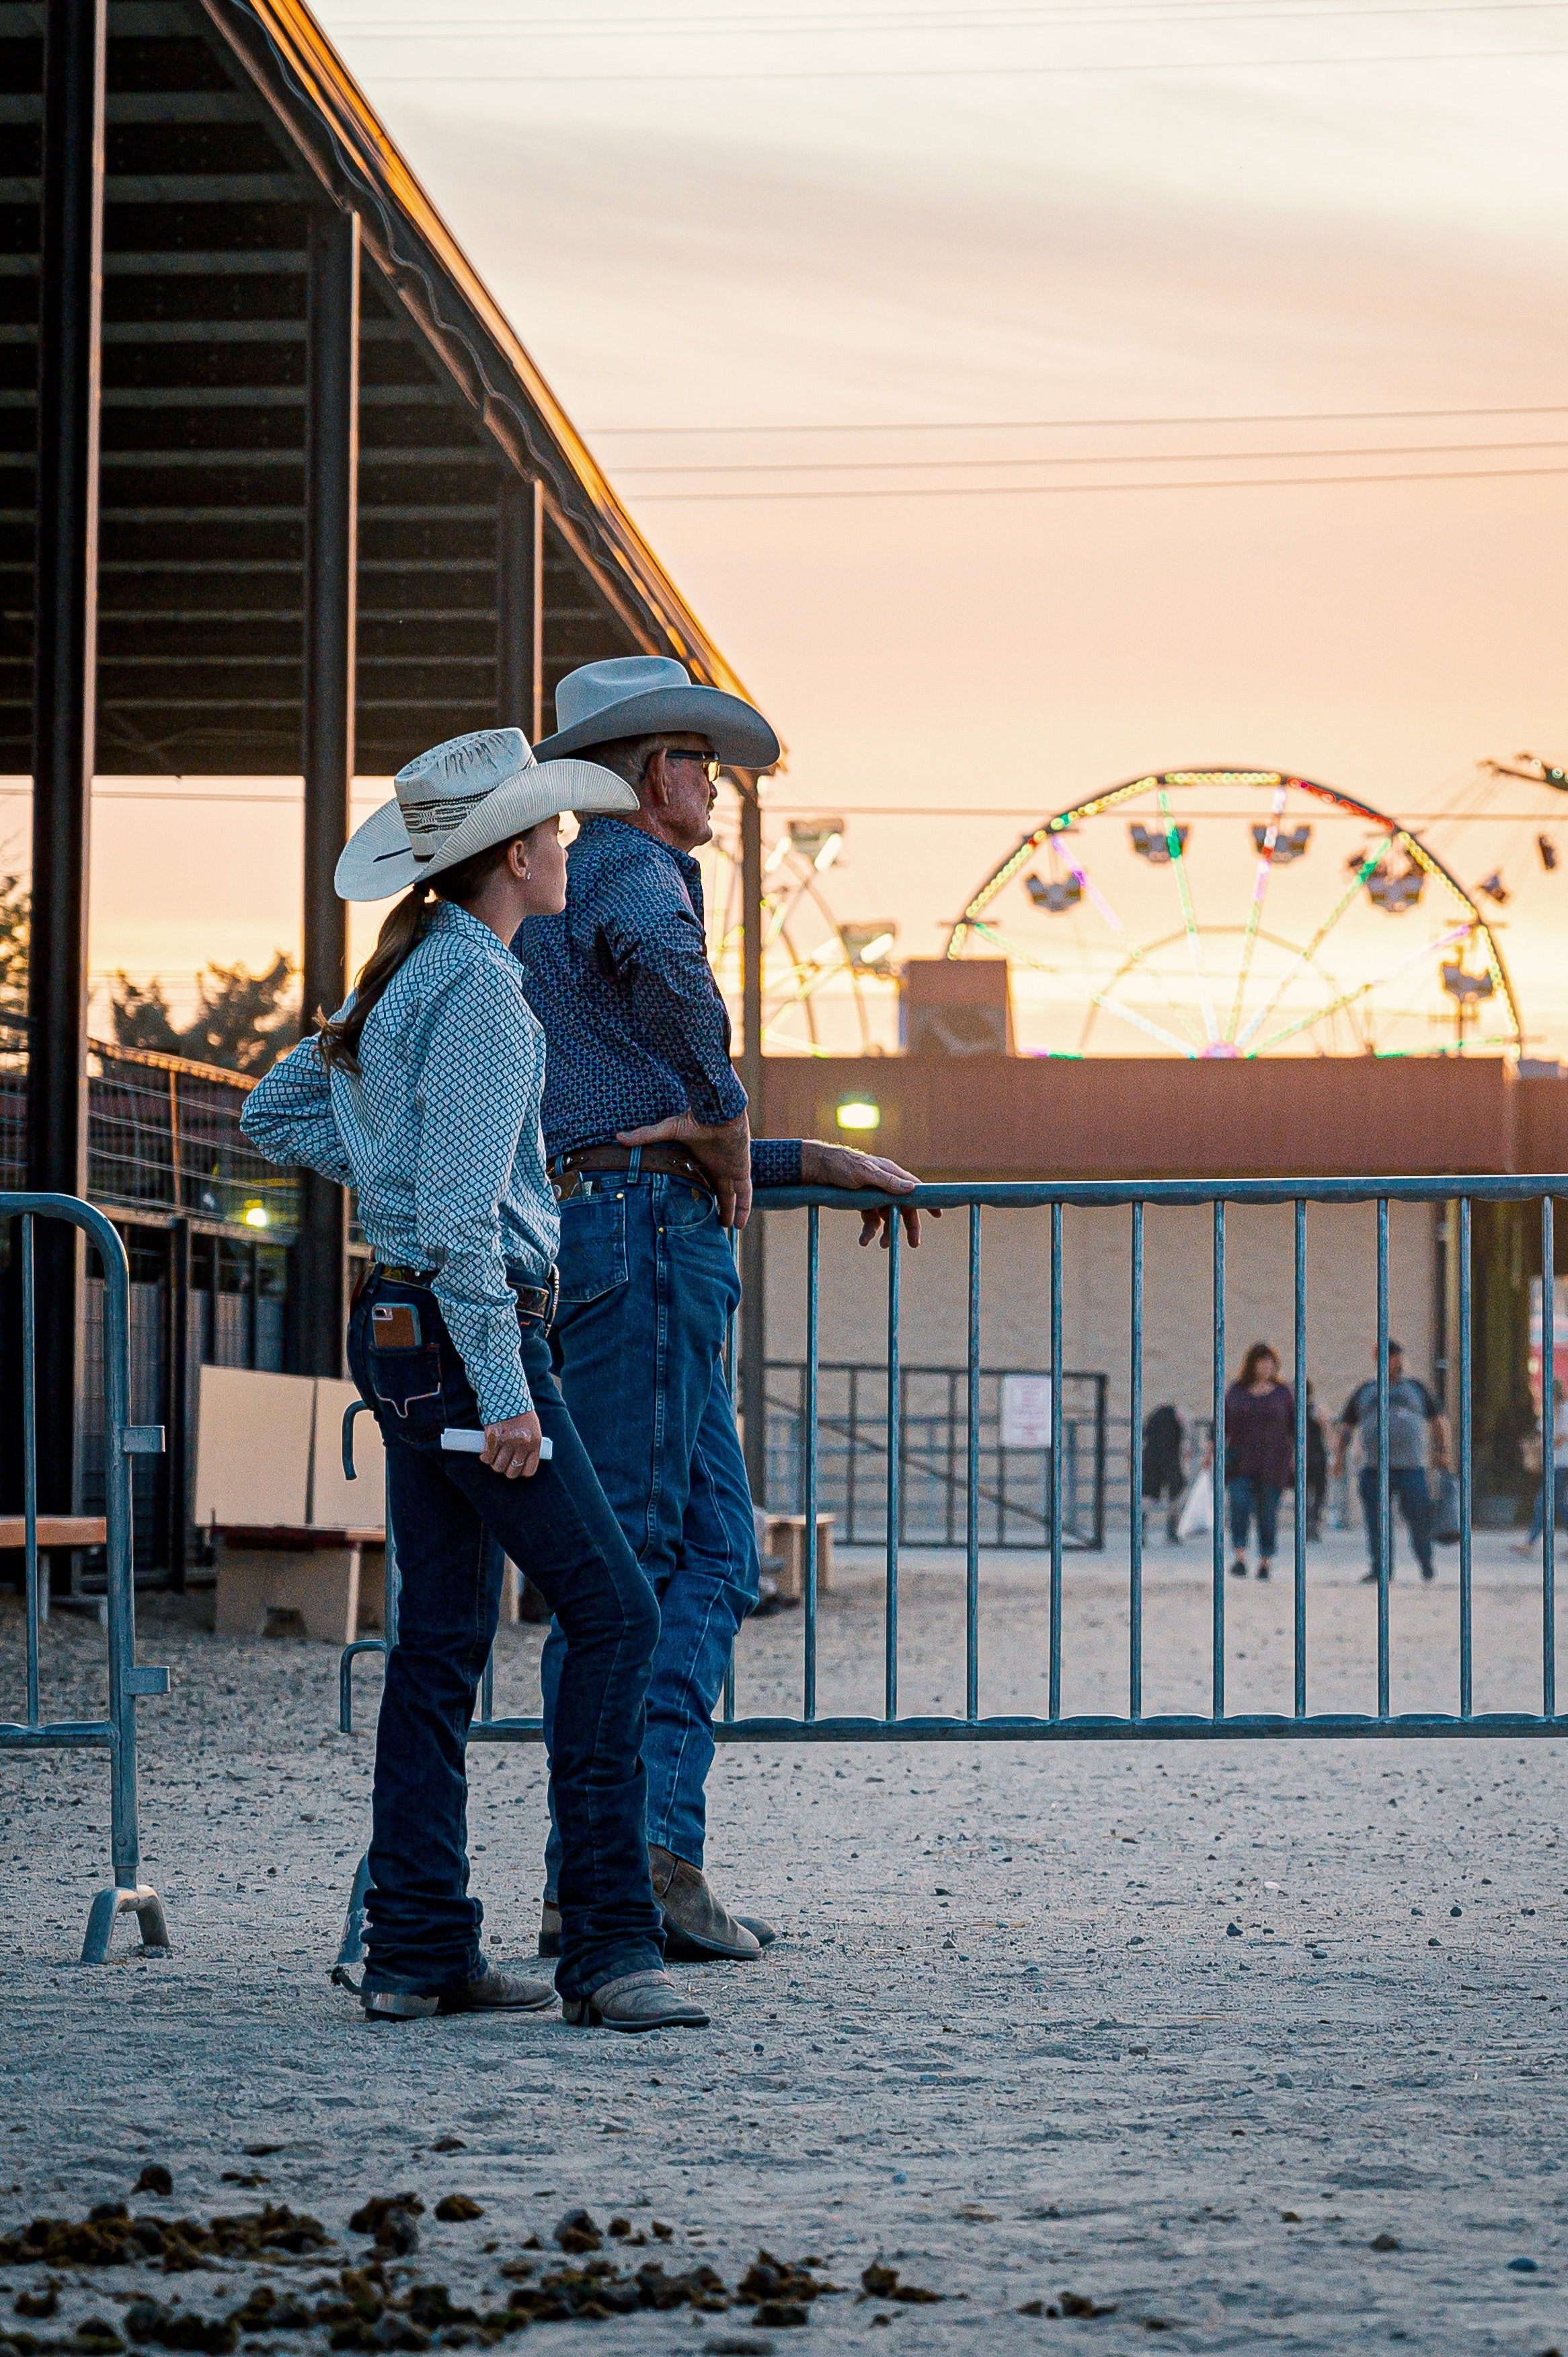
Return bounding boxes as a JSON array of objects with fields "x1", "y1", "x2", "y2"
[{"x1": 760, "y1": 1198, "x2": 1438, "y2": 1439}]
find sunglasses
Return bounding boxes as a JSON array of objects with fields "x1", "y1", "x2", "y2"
[{"x1": 660, "y1": 748, "x2": 721, "y2": 785}]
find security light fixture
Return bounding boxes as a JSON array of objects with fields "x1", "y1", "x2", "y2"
[
  {"x1": 842, "y1": 923, "x2": 896, "y2": 966},
  {"x1": 243, "y1": 1202, "x2": 270, "y2": 1229},
  {"x1": 836, "y1": 1095, "x2": 881, "y2": 1132},
  {"x1": 787, "y1": 818, "x2": 845, "y2": 871}
]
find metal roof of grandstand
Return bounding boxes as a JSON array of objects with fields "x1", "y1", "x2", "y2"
[{"x1": 0, "y1": 0, "x2": 770, "y2": 777}]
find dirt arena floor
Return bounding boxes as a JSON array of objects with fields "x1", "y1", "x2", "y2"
[{"x1": 5, "y1": 1528, "x2": 1568, "y2": 2356}]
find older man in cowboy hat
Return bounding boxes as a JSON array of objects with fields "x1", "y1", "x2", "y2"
[{"x1": 516, "y1": 655, "x2": 927, "y2": 1962}]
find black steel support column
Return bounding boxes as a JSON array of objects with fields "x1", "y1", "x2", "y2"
[
  {"x1": 497, "y1": 471, "x2": 543, "y2": 741},
  {"x1": 737, "y1": 779, "x2": 766, "y2": 1502},
  {"x1": 294, "y1": 206, "x2": 359, "y2": 1378},
  {"x1": 27, "y1": 0, "x2": 106, "y2": 1517}
]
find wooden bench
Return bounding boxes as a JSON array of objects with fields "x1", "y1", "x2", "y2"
[
  {"x1": 0, "y1": 1516, "x2": 107, "y2": 1551},
  {"x1": 762, "y1": 1512, "x2": 835, "y2": 1603}
]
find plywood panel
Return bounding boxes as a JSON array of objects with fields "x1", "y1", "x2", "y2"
[
  {"x1": 194, "y1": 1365, "x2": 314, "y2": 1529},
  {"x1": 312, "y1": 1378, "x2": 386, "y2": 1532}
]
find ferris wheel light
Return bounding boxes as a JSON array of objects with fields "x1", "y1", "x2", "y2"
[
  {"x1": 846, "y1": 927, "x2": 896, "y2": 966},
  {"x1": 763, "y1": 836, "x2": 791, "y2": 875},
  {"x1": 813, "y1": 830, "x2": 843, "y2": 872}
]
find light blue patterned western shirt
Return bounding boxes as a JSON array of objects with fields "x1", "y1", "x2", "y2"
[{"x1": 241, "y1": 901, "x2": 556, "y2": 1423}]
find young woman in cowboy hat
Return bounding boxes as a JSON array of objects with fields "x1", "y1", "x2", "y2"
[{"x1": 242, "y1": 727, "x2": 707, "y2": 2032}]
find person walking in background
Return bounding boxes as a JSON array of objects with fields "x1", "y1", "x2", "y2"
[
  {"x1": 1142, "y1": 1403, "x2": 1187, "y2": 1542},
  {"x1": 1224, "y1": 1343, "x2": 1294, "y2": 1582},
  {"x1": 1516, "y1": 1377, "x2": 1568, "y2": 1555},
  {"x1": 515, "y1": 655, "x2": 929, "y2": 1966},
  {"x1": 243, "y1": 728, "x2": 708, "y2": 2034},
  {"x1": 1333, "y1": 1340, "x2": 1450, "y2": 1585}
]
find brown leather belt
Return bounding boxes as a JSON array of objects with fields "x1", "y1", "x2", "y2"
[
  {"x1": 549, "y1": 1143, "x2": 715, "y2": 1204},
  {"x1": 373, "y1": 1262, "x2": 557, "y2": 1324}
]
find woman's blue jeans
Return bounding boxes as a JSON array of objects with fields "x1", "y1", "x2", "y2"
[
  {"x1": 1226, "y1": 1475, "x2": 1282, "y2": 1558},
  {"x1": 347, "y1": 1271, "x2": 664, "y2": 2003},
  {"x1": 541, "y1": 1171, "x2": 758, "y2": 1891},
  {"x1": 1528, "y1": 1467, "x2": 1568, "y2": 1541}
]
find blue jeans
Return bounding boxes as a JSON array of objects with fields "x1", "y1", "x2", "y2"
[
  {"x1": 541, "y1": 1171, "x2": 758, "y2": 1888},
  {"x1": 347, "y1": 1270, "x2": 664, "y2": 2003},
  {"x1": 1358, "y1": 1464, "x2": 1435, "y2": 1577},
  {"x1": 1226, "y1": 1475, "x2": 1281, "y2": 1558}
]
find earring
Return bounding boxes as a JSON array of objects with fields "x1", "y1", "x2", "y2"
[{"x1": 521, "y1": 865, "x2": 531, "y2": 882}]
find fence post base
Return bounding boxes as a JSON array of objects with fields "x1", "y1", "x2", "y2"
[{"x1": 81, "y1": 1882, "x2": 171, "y2": 1964}]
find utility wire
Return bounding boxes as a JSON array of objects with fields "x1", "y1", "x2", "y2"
[
  {"x1": 629, "y1": 460, "x2": 1568, "y2": 500},
  {"x1": 615, "y1": 436, "x2": 1568, "y2": 476},
  {"x1": 590, "y1": 404, "x2": 1568, "y2": 436},
  {"x1": 334, "y1": 0, "x2": 1568, "y2": 34},
  {"x1": 362, "y1": 41, "x2": 1568, "y2": 77}
]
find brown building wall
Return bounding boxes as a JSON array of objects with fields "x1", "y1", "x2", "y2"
[{"x1": 759, "y1": 1054, "x2": 1568, "y2": 1180}]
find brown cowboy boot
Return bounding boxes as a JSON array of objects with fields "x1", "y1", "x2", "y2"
[
  {"x1": 648, "y1": 1845, "x2": 764, "y2": 1961},
  {"x1": 539, "y1": 1888, "x2": 777, "y2": 1960}
]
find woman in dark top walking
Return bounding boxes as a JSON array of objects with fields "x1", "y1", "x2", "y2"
[{"x1": 1225, "y1": 1342, "x2": 1294, "y2": 1582}]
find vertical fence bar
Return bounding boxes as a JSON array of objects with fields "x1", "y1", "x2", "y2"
[
  {"x1": 1376, "y1": 1198, "x2": 1390, "y2": 1721},
  {"x1": 1050, "y1": 1200, "x2": 1064, "y2": 1720},
  {"x1": 1459, "y1": 1194, "x2": 1474, "y2": 1720},
  {"x1": 723, "y1": 1225, "x2": 739, "y2": 1723},
  {"x1": 965, "y1": 1206, "x2": 982, "y2": 1721},
  {"x1": 803, "y1": 1206, "x2": 820, "y2": 1724},
  {"x1": 1293, "y1": 1198, "x2": 1308, "y2": 1719},
  {"x1": 1543, "y1": 1195, "x2": 1556, "y2": 1718},
  {"x1": 884, "y1": 1214, "x2": 902, "y2": 1722},
  {"x1": 1211, "y1": 1199, "x2": 1226, "y2": 1722},
  {"x1": 1129, "y1": 1201, "x2": 1144, "y2": 1722},
  {"x1": 21, "y1": 1214, "x2": 40, "y2": 1725},
  {"x1": 481, "y1": 1648, "x2": 494, "y2": 1724},
  {"x1": 100, "y1": 1215, "x2": 141, "y2": 1897}
]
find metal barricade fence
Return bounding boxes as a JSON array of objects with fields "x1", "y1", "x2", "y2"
[
  {"x1": 334, "y1": 1175, "x2": 1568, "y2": 1800},
  {"x1": 0, "y1": 1194, "x2": 171, "y2": 1959}
]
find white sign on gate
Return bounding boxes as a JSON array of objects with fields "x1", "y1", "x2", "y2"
[{"x1": 999, "y1": 1373, "x2": 1054, "y2": 1451}]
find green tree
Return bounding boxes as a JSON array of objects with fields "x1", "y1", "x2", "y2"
[
  {"x1": 110, "y1": 952, "x2": 299, "y2": 1077},
  {"x1": 0, "y1": 865, "x2": 28, "y2": 1020}
]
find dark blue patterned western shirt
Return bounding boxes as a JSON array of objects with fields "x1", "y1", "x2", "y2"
[{"x1": 514, "y1": 816, "x2": 802, "y2": 1186}]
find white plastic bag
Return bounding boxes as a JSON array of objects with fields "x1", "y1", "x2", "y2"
[{"x1": 1176, "y1": 1466, "x2": 1214, "y2": 1541}]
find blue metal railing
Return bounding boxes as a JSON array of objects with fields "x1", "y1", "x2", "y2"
[
  {"x1": 338, "y1": 1175, "x2": 1568, "y2": 1748},
  {"x1": 0, "y1": 1194, "x2": 171, "y2": 1957}
]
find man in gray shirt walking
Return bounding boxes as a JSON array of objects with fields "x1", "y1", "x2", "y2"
[{"x1": 1333, "y1": 1340, "x2": 1451, "y2": 1583}]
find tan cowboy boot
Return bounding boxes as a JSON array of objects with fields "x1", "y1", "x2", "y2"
[{"x1": 648, "y1": 1845, "x2": 763, "y2": 1961}]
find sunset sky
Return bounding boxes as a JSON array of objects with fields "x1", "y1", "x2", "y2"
[{"x1": 6, "y1": 0, "x2": 1566, "y2": 1052}]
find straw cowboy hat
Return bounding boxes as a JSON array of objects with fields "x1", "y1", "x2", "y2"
[
  {"x1": 335, "y1": 727, "x2": 637, "y2": 902},
  {"x1": 533, "y1": 655, "x2": 781, "y2": 769}
]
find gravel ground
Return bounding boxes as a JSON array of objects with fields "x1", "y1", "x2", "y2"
[{"x1": 4, "y1": 1529, "x2": 1568, "y2": 2357}]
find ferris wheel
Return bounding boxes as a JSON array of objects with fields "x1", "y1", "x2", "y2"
[
  {"x1": 697, "y1": 813, "x2": 896, "y2": 1056},
  {"x1": 947, "y1": 767, "x2": 1522, "y2": 1059}
]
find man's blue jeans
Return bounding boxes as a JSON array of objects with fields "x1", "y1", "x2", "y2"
[
  {"x1": 348, "y1": 1271, "x2": 664, "y2": 2002},
  {"x1": 541, "y1": 1171, "x2": 758, "y2": 1886},
  {"x1": 1358, "y1": 1463, "x2": 1435, "y2": 1578}
]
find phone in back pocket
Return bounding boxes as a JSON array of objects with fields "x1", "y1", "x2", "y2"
[{"x1": 373, "y1": 1301, "x2": 422, "y2": 1351}]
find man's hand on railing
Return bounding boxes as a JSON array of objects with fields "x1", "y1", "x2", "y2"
[
  {"x1": 798, "y1": 1139, "x2": 935, "y2": 1248},
  {"x1": 617, "y1": 1110, "x2": 754, "y2": 1230}
]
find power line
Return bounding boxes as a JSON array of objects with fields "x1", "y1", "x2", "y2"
[
  {"x1": 362, "y1": 40, "x2": 1568, "y2": 77},
  {"x1": 590, "y1": 403, "x2": 1568, "y2": 437},
  {"x1": 615, "y1": 436, "x2": 1568, "y2": 477},
  {"x1": 630, "y1": 459, "x2": 1568, "y2": 501},
  {"x1": 336, "y1": 0, "x2": 1568, "y2": 32}
]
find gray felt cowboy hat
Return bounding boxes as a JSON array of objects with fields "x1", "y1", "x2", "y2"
[
  {"x1": 335, "y1": 726, "x2": 637, "y2": 902},
  {"x1": 533, "y1": 655, "x2": 781, "y2": 769}
]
